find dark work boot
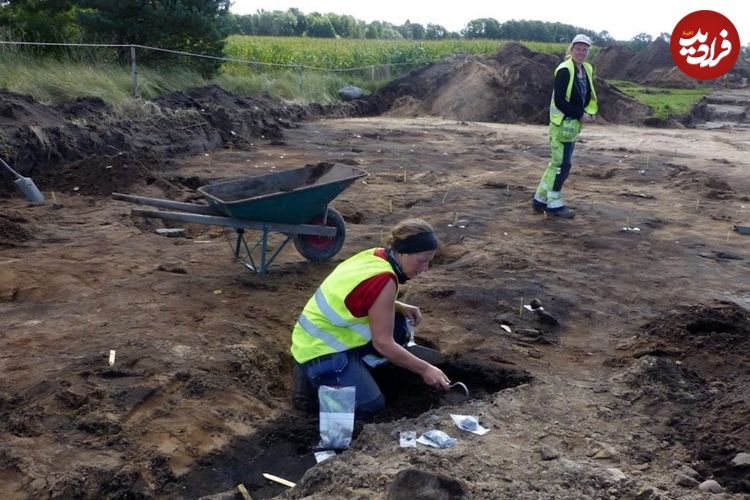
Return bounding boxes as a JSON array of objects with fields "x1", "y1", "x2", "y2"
[
  {"x1": 548, "y1": 206, "x2": 576, "y2": 219},
  {"x1": 292, "y1": 364, "x2": 317, "y2": 414},
  {"x1": 532, "y1": 199, "x2": 547, "y2": 213}
]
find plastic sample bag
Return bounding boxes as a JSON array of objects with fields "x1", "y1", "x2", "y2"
[{"x1": 318, "y1": 385, "x2": 356, "y2": 450}]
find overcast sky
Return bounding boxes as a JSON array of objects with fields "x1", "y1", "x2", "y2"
[{"x1": 230, "y1": 1, "x2": 748, "y2": 44}]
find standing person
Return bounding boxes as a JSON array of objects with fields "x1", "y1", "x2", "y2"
[
  {"x1": 291, "y1": 218, "x2": 450, "y2": 420},
  {"x1": 533, "y1": 33, "x2": 598, "y2": 219}
]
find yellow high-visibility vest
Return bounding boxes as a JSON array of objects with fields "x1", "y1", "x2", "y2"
[
  {"x1": 549, "y1": 58, "x2": 598, "y2": 125},
  {"x1": 291, "y1": 248, "x2": 396, "y2": 363}
]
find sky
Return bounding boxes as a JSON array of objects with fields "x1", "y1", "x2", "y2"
[{"x1": 230, "y1": 1, "x2": 748, "y2": 45}]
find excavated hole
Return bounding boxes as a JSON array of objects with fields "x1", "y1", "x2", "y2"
[{"x1": 175, "y1": 357, "x2": 531, "y2": 499}]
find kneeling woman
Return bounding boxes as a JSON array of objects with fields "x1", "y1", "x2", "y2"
[{"x1": 291, "y1": 218, "x2": 451, "y2": 419}]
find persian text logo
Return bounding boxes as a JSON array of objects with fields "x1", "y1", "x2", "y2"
[{"x1": 670, "y1": 10, "x2": 740, "y2": 80}]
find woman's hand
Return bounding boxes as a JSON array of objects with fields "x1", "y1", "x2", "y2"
[
  {"x1": 582, "y1": 113, "x2": 596, "y2": 123},
  {"x1": 396, "y1": 301, "x2": 422, "y2": 325},
  {"x1": 420, "y1": 364, "x2": 451, "y2": 390}
]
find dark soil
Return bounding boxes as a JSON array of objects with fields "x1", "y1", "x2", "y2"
[{"x1": 620, "y1": 301, "x2": 750, "y2": 492}]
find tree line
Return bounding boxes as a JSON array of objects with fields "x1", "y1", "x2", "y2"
[{"x1": 226, "y1": 9, "x2": 617, "y2": 46}]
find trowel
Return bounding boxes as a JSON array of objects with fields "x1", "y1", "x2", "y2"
[
  {"x1": 0, "y1": 158, "x2": 45, "y2": 205},
  {"x1": 405, "y1": 319, "x2": 445, "y2": 365}
]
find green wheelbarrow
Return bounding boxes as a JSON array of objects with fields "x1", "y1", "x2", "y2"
[{"x1": 114, "y1": 162, "x2": 367, "y2": 274}]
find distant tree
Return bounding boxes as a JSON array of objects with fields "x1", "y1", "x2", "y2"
[
  {"x1": 364, "y1": 21, "x2": 403, "y2": 39},
  {"x1": 630, "y1": 32, "x2": 653, "y2": 50},
  {"x1": 545, "y1": 22, "x2": 571, "y2": 43},
  {"x1": 234, "y1": 14, "x2": 255, "y2": 35},
  {"x1": 424, "y1": 23, "x2": 448, "y2": 40},
  {"x1": 328, "y1": 13, "x2": 359, "y2": 38},
  {"x1": 658, "y1": 32, "x2": 670, "y2": 42},
  {"x1": 364, "y1": 22, "x2": 379, "y2": 39},
  {"x1": 0, "y1": 0, "x2": 80, "y2": 42},
  {"x1": 411, "y1": 22, "x2": 425, "y2": 40},
  {"x1": 395, "y1": 20, "x2": 425, "y2": 40},
  {"x1": 305, "y1": 13, "x2": 336, "y2": 38},
  {"x1": 252, "y1": 9, "x2": 297, "y2": 36},
  {"x1": 595, "y1": 30, "x2": 615, "y2": 45},
  {"x1": 464, "y1": 18, "x2": 502, "y2": 39},
  {"x1": 379, "y1": 23, "x2": 403, "y2": 39},
  {"x1": 523, "y1": 20, "x2": 551, "y2": 41},
  {"x1": 287, "y1": 7, "x2": 307, "y2": 36},
  {"x1": 76, "y1": 0, "x2": 231, "y2": 76}
]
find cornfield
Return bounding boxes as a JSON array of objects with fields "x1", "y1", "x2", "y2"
[{"x1": 223, "y1": 36, "x2": 569, "y2": 71}]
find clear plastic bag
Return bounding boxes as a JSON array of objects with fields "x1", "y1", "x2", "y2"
[
  {"x1": 318, "y1": 385, "x2": 356, "y2": 450},
  {"x1": 416, "y1": 430, "x2": 457, "y2": 448}
]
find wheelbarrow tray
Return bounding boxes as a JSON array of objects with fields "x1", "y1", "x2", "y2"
[{"x1": 198, "y1": 163, "x2": 367, "y2": 224}]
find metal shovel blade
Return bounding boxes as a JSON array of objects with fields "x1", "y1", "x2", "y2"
[
  {"x1": 14, "y1": 176, "x2": 45, "y2": 205},
  {"x1": 1, "y1": 158, "x2": 44, "y2": 205},
  {"x1": 405, "y1": 319, "x2": 445, "y2": 364},
  {"x1": 406, "y1": 344, "x2": 445, "y2": 365}
]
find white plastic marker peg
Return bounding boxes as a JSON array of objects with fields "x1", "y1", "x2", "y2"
[{"x1": 108, "y1": 350, "x2": 116, "y2": 366}]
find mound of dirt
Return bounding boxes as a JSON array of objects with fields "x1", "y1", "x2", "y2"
[
  {"x1": 35, "y1": 152, "x2": 158, "y2": 196},
  {"x1": 371, "y1": 43, "x2": 650, "y2": 125},
  {"x1": 635, "y1": 300, "x2": 750, "y2": 357},
  {"x1": 593, "y1": 45, "x2": 636, "y2": 80},
  {"x1": 56, "y1": 96, "x2": 112, "y2": 119},
  {"x1": 595, "y1": 40, "x2": 699, "y2": 89},
  {"x1": 0, "y1": 85, "x2": 384, "y2": 200},
  {"x1": 617, "y1": 301, "x2": 750, "y2": 493},
  {"x1": 0, "y1": 86, "x2": 310, "y2": 190},
  {"x1": 621, "y1": 38, "x2": 675, "y2": 84},
  {"x1": 0, "y1": 90, "x2": 68, "y2": 129},
  {"x1": 595, "y1": 39, "x2": 749, "y2": 90}
]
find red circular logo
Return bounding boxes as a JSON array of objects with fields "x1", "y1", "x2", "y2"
[{"x1": 670, "y1": 10, "x2": 740, "y2": 80}]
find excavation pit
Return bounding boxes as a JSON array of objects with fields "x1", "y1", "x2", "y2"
[{"x1": 174, "y1": 356, "x2": 531, "y2": 499}]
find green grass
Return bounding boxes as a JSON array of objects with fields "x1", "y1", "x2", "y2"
[
  {"x1": 0, "y1": 52, "x2": 207, "y2": 106},
  {"x1": 611, "y1": 80, "x2": 711, "y2": 120}
]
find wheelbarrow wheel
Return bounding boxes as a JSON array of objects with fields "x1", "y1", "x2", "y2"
[{"x1": 294, "y1": 208, "x2": 346, "y2": 262}]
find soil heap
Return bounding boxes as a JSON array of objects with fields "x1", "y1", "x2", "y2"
[
  {"x1": 372, "y1": 43, "x2": 650, "y2": 125},
  {"x1": 594, "y1": 39, "x2": 749, "y2": 89}
]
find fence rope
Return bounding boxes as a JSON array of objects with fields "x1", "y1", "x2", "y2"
[{"x1": 0, "y1": 40, "x2": 435, "y2": 72}]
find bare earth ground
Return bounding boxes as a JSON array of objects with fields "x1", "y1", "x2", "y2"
[{"x1": 2, "y1": 117, "x2": 750, "y2": 499}]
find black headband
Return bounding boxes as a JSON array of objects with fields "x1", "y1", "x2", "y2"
[{"x1": 391, "y1": 231, "x2": 438, "y2": 254}]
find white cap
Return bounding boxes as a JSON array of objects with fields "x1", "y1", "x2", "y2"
[{"x1": 571, "y1": 34, "x2": 593, "y2": 46}]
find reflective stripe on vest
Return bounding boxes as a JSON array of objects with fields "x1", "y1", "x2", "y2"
[
  {"x1": 291, "y1": 248, "x2": 396, "y2": 363},
  {"x1": 549, "y1": 58, "x2": 598, "y2": 125},
  {"x1": 309, "y1": 286, "x2": 372, "y2": 339}
]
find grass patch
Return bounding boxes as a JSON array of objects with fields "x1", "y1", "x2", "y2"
[
  {"x1": 0, "y1": 49, "x2": 392, "y2": 107},
  {"x1": 611, "y1": 80, "x2": 711, "y2": 120}
]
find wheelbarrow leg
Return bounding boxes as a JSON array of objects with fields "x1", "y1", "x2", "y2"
[
  {"x1": 258, "y1": 224, "x2": 294, "y2": 274},
  {"x1": 233, "y1": 229, "x2": 258, "y2": 273},
  {"x1": 259, "y1": 224, "x2": 269, "y2": 274},
  {"x1": 231, "y1": 225, "x2": 292, "y2": 275}
]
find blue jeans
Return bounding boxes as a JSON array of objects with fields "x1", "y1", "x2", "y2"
[{"x1": 294, "y1": 313, "x2": 409, "y2": 420}]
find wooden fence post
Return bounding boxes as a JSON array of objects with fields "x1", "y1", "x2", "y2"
[{"x1": 130, "y1": 46, "x2": 139, "y2": 98}]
